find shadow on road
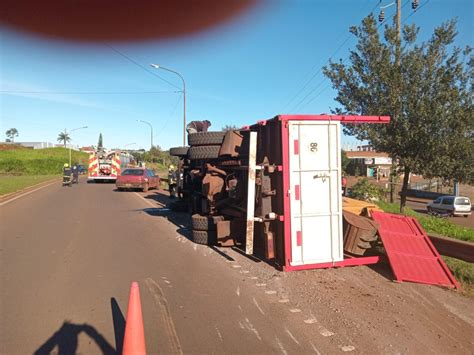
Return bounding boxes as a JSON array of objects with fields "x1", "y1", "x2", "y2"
[
  {"x1": 34, "y1": 321, "x2": 115, "y2": 355},
  {"x1": 111, "y1": 298, "x2": 125, "y2": 354}
]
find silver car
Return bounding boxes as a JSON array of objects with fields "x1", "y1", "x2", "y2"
[{"x1": 427, "y1": 196, "x2": 472, "y2": 217}]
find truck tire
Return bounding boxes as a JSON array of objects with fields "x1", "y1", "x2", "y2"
[
  {"x1": 169, "y1": 146, "x2": 189, "y2": 157},
  {"x1": 188, "y1": 145, "x2": 220, "y2": 160},
  {"x1": 192, "y1": 214, "x2": 225, "y2": 231},
  {"x1": 192, "y1": 230, "x2": 217, "y2": 245},
  {"x1": 188, "y1": 132, "x2": 226, "y2": 146}
]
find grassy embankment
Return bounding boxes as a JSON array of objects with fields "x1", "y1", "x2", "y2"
[
  {"x1": 0, "y1": 146, "x2": 89, "y2": 195},
  {"x1": 377, "y1": 201, "x2": 474, "y2": 294}
]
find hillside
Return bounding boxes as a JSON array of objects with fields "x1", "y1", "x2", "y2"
[{"x1": 0, "y1": 147, "x2": 89, "y2": 175}]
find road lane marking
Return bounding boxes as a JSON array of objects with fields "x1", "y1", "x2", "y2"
[
  {"x1": 145, "y1": 278, "x2": 183, "y2": 354},
  {"x1": 236, "y1": 286, "x2": 240, "y2": 296},
  {"x1": 215, "y1": 326, "x2": 223, "y2": 342},
  {"x1": 134, "y1": 192, "x2": 158, "y2": 208},
  {"x1": 319, "y1": 328, "x2": 334, "y2": 337},
  {"x1": 285, "y1": 328, "x2": 300, "y2": 345},
  {"x1": 275, "y1": 336, "x2": 288, "y2": 355},
  {"x1": 278, "y1": 299, "x2": 290, "y2": 303},
  {"x1": 304, "y1": 318, "x2": 318, "y2": 324},
  {"x1": 0, "y1": 180, "x2": 58, "y2": 206},
  {"x1": 243, "y1": 318, "x2": 262, "y2": 341},
  {"x1": 341, "y1": 345, "x2": 356, "y2": 352},
  {"x1": 253, "y1": 297, "x2": 265, "y2": 315},
  {"x1": 289, "y1": 308, "x2": 302, "y2": 313},
  {"x1": 309, "y1": 341, "x2": 322, "y2": 355},
  {"x1": 256, "y1": 283, "x2": 266, "y2": 287},
  {"x1": 265, "y1": 290, "x2": 277, "y2": 295}
]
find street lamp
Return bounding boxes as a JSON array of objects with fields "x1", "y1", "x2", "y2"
[
  {"x1": 68, "y1": 126, "x2": 88, "y2": 166},
  {"x1": 137, "y1": 120, "x2": 153, "y2": 149},
  {"x1": 150, "y1": 64, "x2": 186, "y2": 146}
]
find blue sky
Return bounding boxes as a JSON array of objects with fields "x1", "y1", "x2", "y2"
[{"x1": 1, "y1": 0, "x2": 472, "y2": 150}]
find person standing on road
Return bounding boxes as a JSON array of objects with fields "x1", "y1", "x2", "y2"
[
  {"x1": 168, "y1": 165, "x2": 178, "y2": 198},
  {"x1": 72, "y1": 165, "x2": 79, "y2": 184},
  {"x1": 63, "y1": 163, "x2": 72, "y2": 186}
]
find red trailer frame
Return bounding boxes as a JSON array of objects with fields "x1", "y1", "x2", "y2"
[{"x1": 274, "y1": 115, "x2": 389, "y2": 271}]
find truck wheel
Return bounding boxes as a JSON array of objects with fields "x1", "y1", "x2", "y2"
[
  {"x1": 192, "y1": 214, "x2": 224, "y2": 231},
  {"x1": 188, "y1": 132, "x2": 226, "y2": 146},
  {"x1": 169, "y1": 146, "x2": 189, "y2": 157},
  {"x1": 188, "y1": 145, "x2": 220, "y2": 160},
  {"x1": 192, "y1": 230, "x2": 217, "y2": 245}
]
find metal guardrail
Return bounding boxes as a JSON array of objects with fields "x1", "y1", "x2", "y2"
[{"x1": 428, "y1": 234, "x2": 474, "y2": 263}]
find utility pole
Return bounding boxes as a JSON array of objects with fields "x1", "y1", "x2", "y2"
[{"x1": 389, "y1": 0, "x2": 402, "y2": 203}]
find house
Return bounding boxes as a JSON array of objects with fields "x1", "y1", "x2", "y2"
[{"x1": 345, "y1": 147, "x2": 392, "y2": 179}]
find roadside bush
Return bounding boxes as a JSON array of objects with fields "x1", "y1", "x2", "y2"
[{"x1": 350, "y1": 178, "x2": 386, "y2": 201}]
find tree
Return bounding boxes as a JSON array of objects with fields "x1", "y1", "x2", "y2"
[
  {"x1": 222, "y1": 124, "x2": 238, "y2": 131},
  {"x1": 341, "y1": 150, "x2": 350, "y2": 174},
  {"x1": 5, "y1": 128, "x2": 19, "y2": 142},
  {"x1": 57, "y1": 131, "x2": 71, "y2": 147},
  {"x1": 98, "y1": 133, "x2": 103, "y2": 149},
  {"x1": 324, "y1": 15, "x2": 473, "y2": 212}
]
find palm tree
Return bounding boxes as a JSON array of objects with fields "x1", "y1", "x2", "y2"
[{"x1": 57, "y1": 131, "x2": 71, "y2": 148}]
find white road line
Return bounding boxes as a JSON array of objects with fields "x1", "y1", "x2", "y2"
[
  {"x1": 289, "y1": 308, "x2": 302, "y2": 313},
  {"x1": 240, "y1": 270, "x2": 250, "y2": 274},
  {"x1": 309, "y1": 341, "x2": 322, "y2": 355},
  {"x1": 256, "y1": 283, "x2": 266, "y2": 287},
  {"x1": 253, "y1": 297, "x2": 265, "y2": 315},
  {"x1": 278, "y1": 299, "x2": 290, "y2": 303},
  {"x1": 244, "y1": 318, "x2": 262, "y2": 341},
  {"x1": 319, "y1": 328, "x2": 334, "y2": 337},
  {"x1": 304, "y1": 318, "x2": 318, "y2": 324},
  {"x1": 265, "y1": 290, "x2": 277, "y2": 295},
  {"x1": 284, "y1": 328, "x2": 300, "y2": 345},
  {"x1": 275, "y1": 336, "x2": 288, "y2": 355},
  {"x1": 215, "y1": 326, "x2": 223, "y2": 342},
  {"x1": 236, "y1": 286, "x2": 240, "y2": 296},
  {"x1": 134, "y1": 192, "x2": 158, "y2": 208},
  {"x1": 0, "y1": 180, "x2": 58, "y2": 207},
  {"x1": 341, "y1": 345, "x2": 356, "y2": 352},
  {"x1": 232, "y1": 264, "x2": 242, "y2": 268}
]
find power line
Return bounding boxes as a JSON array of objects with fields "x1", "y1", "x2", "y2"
[
  {"x1": 154, "y1": 95, "x2": 182, "y2": 138},
  {"x1": 1, "y1": 90, "x2": 178, "y2": 95},
  {"x1": 105, "y1": 44, "x2": 181, "y2": 90},
  {"x1": 281, "y1": 1, "x2": 381, "y2": 113},
  {"x1": 296, "y1": 0, "x2": 422, "y2": 112}
]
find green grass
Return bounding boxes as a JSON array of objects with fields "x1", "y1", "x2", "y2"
[
  {"x1": 377, "y1": 201, "x2": 474, "y2": 243},
  {"x1": 0, "y1": 147, "x2": 88, "y2": 176},
  {"x1": 0, "y1": 175, "x2": 58, "y2": 195},
  {"x1": 443, "y1": 256, "x2": 474, "y2": 297}
]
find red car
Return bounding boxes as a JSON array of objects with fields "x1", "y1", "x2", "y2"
[{"x1": 116, "y1": 168, "x2": 160, "y2": 192}]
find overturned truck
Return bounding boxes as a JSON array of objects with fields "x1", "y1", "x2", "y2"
[{"x1": 170, "y1": 115, "x2": 390, "y2": 271}]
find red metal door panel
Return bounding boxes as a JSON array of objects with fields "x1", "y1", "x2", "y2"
[{"x1": 371, "y1": 211, "x2": 459, "y2": 289}]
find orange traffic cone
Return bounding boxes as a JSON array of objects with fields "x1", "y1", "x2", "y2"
[{"x1": 122, "y1": 282, "x2": 146, "y2": 355}]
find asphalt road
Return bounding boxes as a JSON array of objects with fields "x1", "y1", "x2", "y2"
[{"x1": 1, "y1": 178, "x2": 345, "y2": 354}]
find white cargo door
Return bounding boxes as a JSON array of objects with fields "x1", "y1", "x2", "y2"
[{"x1": 288, "y1": 121, "x2": 343, "y2": 265}]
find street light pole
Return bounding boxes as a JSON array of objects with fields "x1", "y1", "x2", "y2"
[
  {"x1": 150, "y1": 64, "x2": 186, "y2": 146},
  {"x1": 68, "y1": 126, "x2": 88, "y2": 166},
  {"x1": 137, "y1": 120, "x2": 153, "y2": 150}
]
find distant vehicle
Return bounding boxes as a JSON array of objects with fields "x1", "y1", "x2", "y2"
[
  {"x1": 88, "y1": 150, "x2": 132, "y2": 183},
  {"x1": 427, "y1": 196, "x2": 471, "y2": 217},
  {"x1": 116, "y1": 168, "x2": 160, "y2": 192}
]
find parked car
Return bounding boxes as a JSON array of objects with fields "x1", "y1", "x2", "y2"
[
  {"x1": 427, "y1": 196, "x2": 472, "y2": 217},
  {"x1": 116, "y1": 168, "x2": 160, "y2": 192}
]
